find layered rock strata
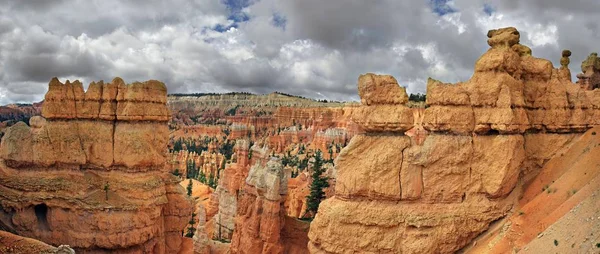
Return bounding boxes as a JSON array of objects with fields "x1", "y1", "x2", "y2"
[
  {"x1": 0, "y1": 77, "x2": 192, "y2": 253},
  {"x1": 230, "y1": 156, "x2": 287, "y2": 254},
  {"x1": 208, "y1": 140, "x2": 251, "y2": 241},
  {"x1": 308, "y1": 27, "x2": 600, "y2": 253}
]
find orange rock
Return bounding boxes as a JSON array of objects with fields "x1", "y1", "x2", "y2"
[
  {"x1": 0, "y1": 77, "x2": 192, "y2": 253},
  {"x1": 230, "y1": 158, "x2": 287, "y2": 254},
  {"x1": 0, "y1": 230, "x2": 74, "y2": 254},
  {"x1": 308, "y1": 27, "x2": 600, "y2": 254},
  {"x1": 358, "y1": 73, "x2": 408, "y2": 106}
]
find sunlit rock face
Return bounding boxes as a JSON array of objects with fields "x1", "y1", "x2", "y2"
[
  {"x1": 308, "y1": 27, "x2": 600, "y2": 254},
  {"x1": 0, "y1": 77, "x2": 192, "y2": 253},
  {"x1": 229, "y1": 152, "x2": 288, "y2": 254}
]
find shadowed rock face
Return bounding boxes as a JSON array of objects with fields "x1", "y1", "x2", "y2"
[
  {"x1": 0, "y1": 77, "x2": 192, "y2": 253},
  {"x1": 308, "y1": 27, "x2": 600, "y2": 254}
]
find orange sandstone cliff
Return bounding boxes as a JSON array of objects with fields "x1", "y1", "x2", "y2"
[
  {"x1": 307, "y1": 27, "x2": 600, "y2": 253},
  {"x1": 0, "y1": 77, "x2": 193, "y2": 253},
  {"x1": 229, "y1": 147, "x2": 288, "y2": 254}
]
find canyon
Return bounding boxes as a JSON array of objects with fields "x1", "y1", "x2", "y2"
[{"x1": 0, "y1": 26, "x2": 599, "y2": 254}]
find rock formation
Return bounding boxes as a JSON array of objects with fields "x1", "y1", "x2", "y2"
[
  {"x1": 205, "y1": 139, "x2": 251, "y2": 241},
  {"x1": 0, "y1": 77, "x2": 193, "y2": 253},
  {"x1": 230, "y1": 155, "x2": 287, "y2": 254},
  {"x1": 285, "y1": 172, "x2": 310, "y2": 218},
  {"x1": 0, "y1": 230, "x2": 75, "y2": 254},
  {"x1": 576, "y1": 52, "x2": 600, "y2": 90},
  {"x1": 308, "y1": 27, "x2": 600, "y2": 253},
  {"x1": 558, "y1": 49, "x2": 572, "y2": 82}
]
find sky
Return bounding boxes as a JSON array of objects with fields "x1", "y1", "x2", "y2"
[{"x1": 0, "y1": 0, "x2": 599, "y2": 105}]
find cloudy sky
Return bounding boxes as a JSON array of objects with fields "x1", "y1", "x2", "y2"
[{"x1": 0, "y1": 0, "x2": 599, "y2": 104}]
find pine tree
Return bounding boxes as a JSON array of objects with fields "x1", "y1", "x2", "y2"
[
  {"x1": 305, "y1": 150, "x2": 330, "y2": 217},
  {"x1": 199, "y1": 170, "x2": 207, "y2": 184},
  {"x1": 186, "y1": 179, "x2": 193, "y2": 197},
  {"x1": 192, "y1": 160, "x2": 197, "y2": 179},
  {"x1": 208, "y1": 172, "x2": 216, "y2": 189},
  {"x1": 185, "y1": 212, "x2": 196, "y2": 238},
  {"x1": 103, "y1": 182, "x2": 110, "y2": 201},
  {"x1": 172, "y1": 168, "x2": 181, "y2": 177}
]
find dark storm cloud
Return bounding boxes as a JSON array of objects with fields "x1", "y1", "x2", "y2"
[{"x1": 0, "y1": 0, "x2": 599, "y2": 105}]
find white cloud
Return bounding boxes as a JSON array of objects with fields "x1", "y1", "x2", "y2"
[{"x1": 0, "y1": 0, "x2": 598, "y2": 104}]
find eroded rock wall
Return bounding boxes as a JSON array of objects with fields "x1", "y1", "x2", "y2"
[
  {"x1": 229, "y1": 150, "x2": 287, "y2": 254},
  {"x1": 308, "y1": 27, "x2": 600, "y2": 253},
  {"x1": 0, "y1": 77, "x2": 192, "y2": 253}
]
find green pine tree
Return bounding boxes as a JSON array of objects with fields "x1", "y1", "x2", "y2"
[
  {"x1": 305, "y1": 150, "x2": 330, "y2": 217},
  {"x1": 208, "y1": 172, "x2": 216, "y2": 189},
  {"x1": 172, "y1": 168, "x2": 181, "y2": 177},
  {"x1": 186, "y1": 179, "x2": 193, "y2": 197},
  {"x1": 199, "y1": 170, "x2": 207, "y2": 184},
  {"x1": 185, "y1": 212, "x2": 196, "y2": 238}
]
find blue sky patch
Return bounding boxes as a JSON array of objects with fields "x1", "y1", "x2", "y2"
[
  {"x1": 223, "y1": 0, "x2": 252, "y2": 22},
  {"x1": 483, "y1": 3, "x2": 495, "y2": 16},
  {"x1": 271, "y1": 13, "x2": 287, "y2": 30},
  {"x1": 429, "y1": 0, "x2": 457, "y2": 16},
  {"x1": 214, "y1": 23, "x2": 238, "y2": 33}
]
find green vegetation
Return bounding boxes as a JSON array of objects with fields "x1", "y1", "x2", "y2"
[
  {"x1": 409, "y1": 93, "x2": 427, "y2": 102},
  {"x1": 198, "y1": 170, "x2": 207, "y2": 184},
  {"x1": 185, "y1": 212, "x2": 196, "y2": 238},
  {"x1": 305, "y1": 150, "x2": 330, "y2": 217},
  {"x1": 186, "y1": 179, "x2": 193, "y2": 197},
  {"x1": 219, "y1": 140, "x2": 235, "y2": 160},
  {"x1": 186, "y1": 159, "x2": 199, "y2": 179},
  {"x1": 554, "y1": 239, "x2": 559, "y2": 246},
  {"x1": 171, "y1": 136, "x2": 211, "y2": 154},
  {"x1": 208, "y1": 172, "x2": 217, "y2": 189},
  {"x1": 103, "y1": 182, "x2": 110, "y2": 201},
  {"x1": 225, "y1": 105, "x2": 240, "y2": 116}
]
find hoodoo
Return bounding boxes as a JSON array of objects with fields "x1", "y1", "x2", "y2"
[
  {"x1": 307, "y1": 27, "x2": 600, "y2": 253},
  {"x1": 0, "y1": 78, "x2": 193, "y2": 253}
]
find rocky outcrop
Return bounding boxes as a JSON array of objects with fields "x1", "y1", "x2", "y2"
[
  {"x1": 308, "y1": 27, "x2": 600, "y2": 253},
  {"x1": 0, "y1": 77, "x2": 192, "y2": 253},
  {"x1": 576, "y1": 52, "x2": 600, "y2": 90},
  {"x1": 207, "y1": 140, "x2": 251, "y2": 241},
  {"x1": 0, "y1": 230, "x2": 74, "y2": 254},
  {"x1": 0, "y1": 102, "x2": 42, "y2": 123},
  {"x1": 230, "y1": 155, "x2": 287, "y2": 254},
  {"x1": 285, "y1": 172, "x2": 310, "y2": 218}
]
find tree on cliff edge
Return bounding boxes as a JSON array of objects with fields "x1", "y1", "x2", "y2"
[{"x1": 305, "y1": 150, "x2": 330, "y2": 218}]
